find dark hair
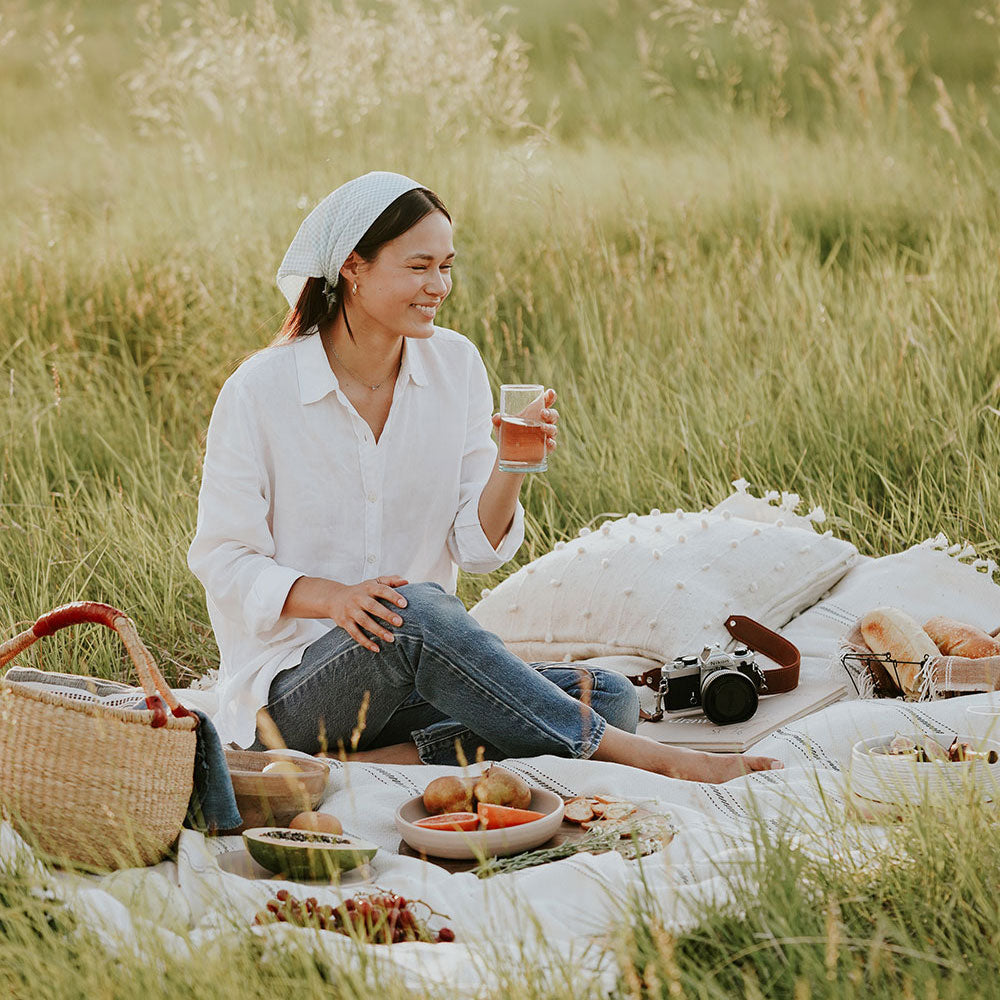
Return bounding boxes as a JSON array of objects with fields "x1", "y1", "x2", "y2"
[{"x1": 275, "y1": 186, "x2": 451, "y2": 343}]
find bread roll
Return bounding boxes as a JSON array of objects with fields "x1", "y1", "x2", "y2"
[
  {"x1": 923, "y1": 616, "x2": 1000, "y2": 659},
  {"x1": 858, "y1": 607, "x2": 940, "y2": 696}
]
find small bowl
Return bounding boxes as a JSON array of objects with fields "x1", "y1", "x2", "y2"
[
  {"x1": 395, "y1": 788, "x2": 564, "y2": 860},
  {"x1": 850, "y1": 734, "x2": 1000, "y2": 807},
  {"x1": 222, "y1": 749, "x2": 330, "y2": 833}
]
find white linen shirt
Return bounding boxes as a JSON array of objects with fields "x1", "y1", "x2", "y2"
[{"x1": 187, "y1": 326, "x2": 525, "y2": 748}]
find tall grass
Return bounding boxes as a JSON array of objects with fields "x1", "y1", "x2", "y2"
[
  {"x1": 2, "y1": 0, "x2": 1000, "y2": 995},
  {"x1": 618, "y1": 793, "x2": 1000, "y2": 999}
]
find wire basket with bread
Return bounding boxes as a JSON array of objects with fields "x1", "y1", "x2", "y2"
[{"x1": 840, "y1": 608, "x2": 1000, "y2": 700}]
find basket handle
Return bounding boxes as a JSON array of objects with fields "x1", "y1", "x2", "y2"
[{"x1": 0, "y1": 601, "x2": 195, "y2": 723}]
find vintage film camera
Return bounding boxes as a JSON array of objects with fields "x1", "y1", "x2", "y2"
[{"x1": 657, "y1": 644, "x2": 767, "y2": 725}]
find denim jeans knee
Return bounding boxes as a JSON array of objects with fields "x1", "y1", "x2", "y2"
[
  {"x1": 394, "y1": 581, "x2": 462, "y2": 630},
  {"x1": 593, "y1": 668, "x2": 641, "y2": 734}
]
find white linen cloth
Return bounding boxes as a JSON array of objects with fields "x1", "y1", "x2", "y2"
[
  {"x1": 187, "y1": 326, "x2": 525, "y2": 748},
  {"x1": 276, "y1": 171, "x2": 423, "y2": 307},
  {"x1": 7, "y1": 693, "x2": 991, "y2": 997}
]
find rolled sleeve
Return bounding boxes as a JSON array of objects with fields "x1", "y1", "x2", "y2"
[
  {"x1": 452, "y1": 489, "x2": 526, "y2": 574},
  {"x1": 187, "y1": 377, "x2": 305, "y2": 636},
  {"x1": 446, "y1": 349, "x2": 525, "y2": 575},
  {"x1": 246, "y1": 562, "x2": 305, "y2": 634}
]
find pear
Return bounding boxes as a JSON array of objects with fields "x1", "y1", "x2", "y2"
[
  {"x1": 422, "y1": 775, "x2": 478, "y2": 815},
  {"x1": 288, "y1": 811, "x2": 343, "y2": 835},
  {"x1": 473, "y1": 766, "x2": 532, "y2": 810},
  {"x1": 261, "y1": 760, "x2": 304, "y2": 775}
]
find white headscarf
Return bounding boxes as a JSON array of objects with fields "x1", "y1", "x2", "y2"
[{"x1": 276, "y1": 171, "x2": 424, "y2": 308}]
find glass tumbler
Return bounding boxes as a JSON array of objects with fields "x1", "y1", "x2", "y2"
[
  {"x1": 965, "y1": 702, "x2": 1000, "y2": 744},
  {"x1": 498, "y1": 384, "x2": 548, "y2": 474}
]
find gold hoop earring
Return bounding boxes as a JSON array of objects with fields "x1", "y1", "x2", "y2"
[{"x1": 352, "y1": 282, "x2": 358, "y2": 295}]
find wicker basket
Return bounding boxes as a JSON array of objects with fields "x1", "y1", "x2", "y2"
[{"x1": 0, "y1": 602, "x2": 198, "y2": 870}]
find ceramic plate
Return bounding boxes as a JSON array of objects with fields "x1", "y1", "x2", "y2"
[{"x1": 394, "y1": 788, "x2": 565, "y2": 860}]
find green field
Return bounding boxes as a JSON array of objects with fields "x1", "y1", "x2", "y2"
[{"x1": 2, "y1": 0, "x2": 1000, "y2": 996}]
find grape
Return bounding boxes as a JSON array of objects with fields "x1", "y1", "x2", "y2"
[{"x1": 253, "y1": 889, "x2": 455, "y2": 944}]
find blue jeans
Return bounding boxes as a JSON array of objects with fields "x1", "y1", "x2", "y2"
[{"x1": 252, "y1": 581, "x2": 640, "y2": 765}]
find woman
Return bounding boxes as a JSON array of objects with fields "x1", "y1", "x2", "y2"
[{"x1": 188, "y1": 171, "x2": 782, "y2": 782}]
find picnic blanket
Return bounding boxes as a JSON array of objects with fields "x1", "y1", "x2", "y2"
[
  {"x1": 2, "y1": 490, "x2": 997, "y2": 994},
  {"x1": 2, "y1": 692, "x2": 994, "y2": 997}
]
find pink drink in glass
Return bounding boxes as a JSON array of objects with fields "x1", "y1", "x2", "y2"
[{"x1": 498, "y1": 384, "x2": 548, "y2": 473}]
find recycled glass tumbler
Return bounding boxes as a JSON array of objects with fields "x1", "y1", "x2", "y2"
[
  {"x1": 498, "y1": 384, "x2": 548, "y2": 474},
  {"x1": 965, "y1": 702, "x2": 1000, "y2": 743}
]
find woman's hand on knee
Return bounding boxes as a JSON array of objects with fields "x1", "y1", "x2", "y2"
[{"x1": 328, "y1": 576, "x2": 409, "y2": 653}]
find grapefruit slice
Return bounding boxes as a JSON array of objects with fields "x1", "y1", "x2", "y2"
[
  {"x1": 476, "y1": 802, "x2": 545, "y2": 829},
  {"x1": 413, "y1": 812, "x2": 481, "y2": 831}
]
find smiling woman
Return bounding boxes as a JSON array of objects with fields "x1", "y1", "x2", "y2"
[
  {"x1": 186, "y1": 170, "x2": 780, "y2": 782},
  {"x1": 275, "y1": 185, "x2": 454, "y2": 349}
]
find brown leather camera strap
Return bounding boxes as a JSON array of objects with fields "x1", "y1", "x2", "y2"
[
  {"x1": 724, "y1": 615, "x2": 800, "y2": 694},
  {"x1": 629, "y1": 615, "x2": 801, "y2": 721}
]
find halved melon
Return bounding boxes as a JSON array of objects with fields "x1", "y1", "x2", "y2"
[{"x1": 243, "y1": 827, "x2": 377, "y2": 880}]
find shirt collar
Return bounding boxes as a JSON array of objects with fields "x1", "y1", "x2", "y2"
[
  {"x1": 294, "y1": 328, "x2": 339, "y2": 405},
  {"x1": 400, "y1": 335, "x2": 429, "y2": 388},
  {"x1": 294, "y1": 327, "x2": 429, "y2": 405}
]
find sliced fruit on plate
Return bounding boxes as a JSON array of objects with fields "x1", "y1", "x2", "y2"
[
  {"x1": 413, "y1": 812, "x2": 481, "y2": 831},
  {"x1": 476, "y1": 802, "x2": 545, "y2": 829}
]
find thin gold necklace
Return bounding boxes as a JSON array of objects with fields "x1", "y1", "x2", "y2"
[{"x1": 329, "y1": 307, "x2": 401, "y2": 391}]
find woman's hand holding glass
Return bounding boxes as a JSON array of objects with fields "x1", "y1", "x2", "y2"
[
  {"x1": 491, "y1": 388, "x2": 559, "y2": 471},
  {"x1": 329, "y1": 575, "x2": 409, "y2": 653}
]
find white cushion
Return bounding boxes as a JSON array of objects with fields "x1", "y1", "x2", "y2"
[
  {"x1": 779, "y1": 537, "x2": 1000, "y2": 693},
  {"x1": 710, "y1": 488, "x2": 822, "y2": 530},
  {"x1": 470, "y1": 507, "x2": 859, "y2": 665}
]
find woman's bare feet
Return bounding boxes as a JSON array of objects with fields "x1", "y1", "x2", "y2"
[
  {"x1": 315, "y1": 732, "x2": 784, "y2": 781},
  {"x1": 593, "y1": 726, "x2": 782, "y2": 783}
]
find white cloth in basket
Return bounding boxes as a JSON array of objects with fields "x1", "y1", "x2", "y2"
[{"x1": 780, "y1": 535, "x2": 1000, "y2": 693}]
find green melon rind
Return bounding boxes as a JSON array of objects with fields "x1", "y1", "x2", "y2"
[{"x1": 243, "y1": 827, "x2": 378, "y2": 880}]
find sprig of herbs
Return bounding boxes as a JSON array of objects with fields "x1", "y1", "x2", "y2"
[{"x1": 473, "y1": 823, "x2": 673, "y2": 879}]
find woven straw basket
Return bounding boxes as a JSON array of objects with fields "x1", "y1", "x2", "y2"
[{"x1": 0, "y1": 602, "x2": 198, "y2": 870}]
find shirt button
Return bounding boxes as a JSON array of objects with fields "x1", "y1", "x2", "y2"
[
  {"x1": 367, "y1": 554, "x2": 376, "y2": 564},
  {"x1": 368, "y1": 491, "x2": 377, "y2": 503}
]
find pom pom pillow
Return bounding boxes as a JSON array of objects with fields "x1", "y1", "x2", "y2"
[{"x1": 470, "y1": 508, "x2": 859, "y2": 665}]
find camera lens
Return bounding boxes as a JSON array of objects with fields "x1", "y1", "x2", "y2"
[{"x1": 701, "y1": 670, "x2": 759, "y2": 725}]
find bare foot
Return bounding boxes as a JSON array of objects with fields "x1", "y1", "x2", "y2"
[
  {"x1": 636, "y1": 743, "x2": 782, "y2": 783},
  {"x1": 593, "y1": 726, "x2": 782, "y2": 783}
]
